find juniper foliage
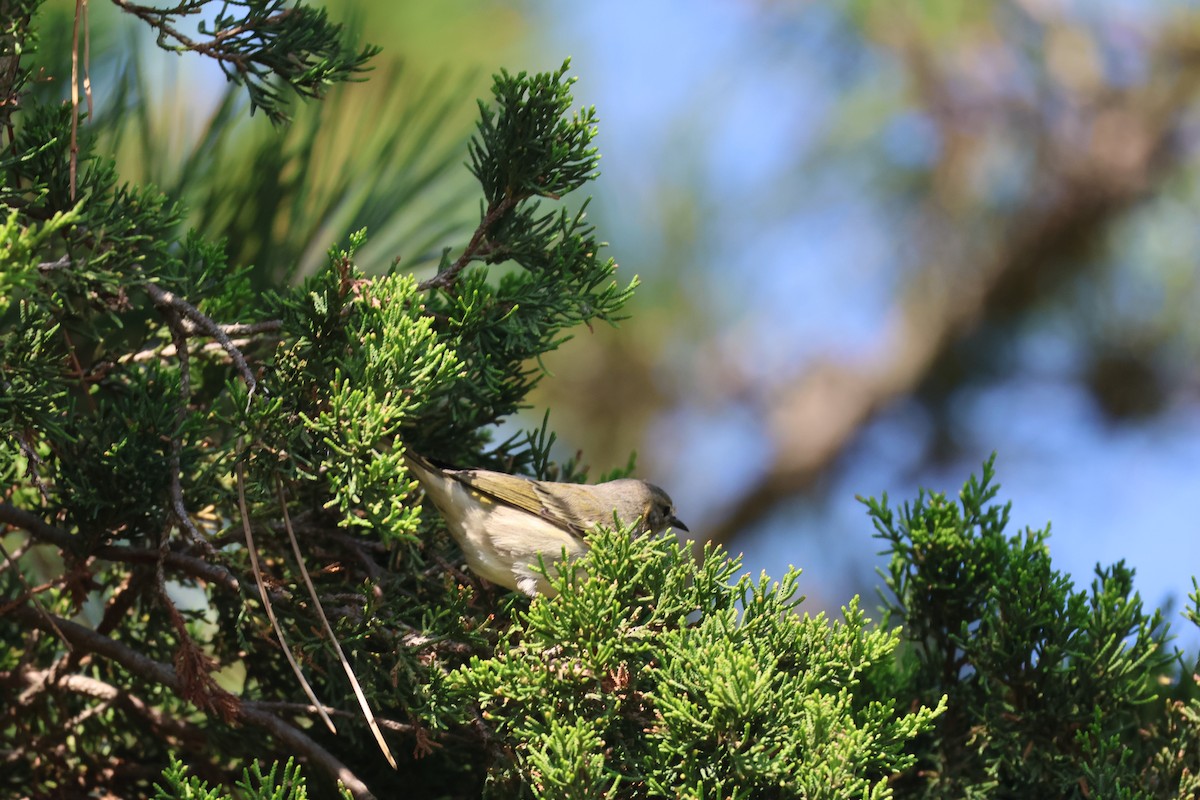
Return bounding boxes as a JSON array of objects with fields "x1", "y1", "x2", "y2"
[
  {"x1": 868, "y1": 455, "x2": 1200, "y2": 799},
  {"x1": 2, "y1": 3, "x2": 1199, "y2": 800}
]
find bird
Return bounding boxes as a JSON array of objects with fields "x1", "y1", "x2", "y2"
[{"x1": 404, "y1": 452, "x2": 687, "y2": 596}]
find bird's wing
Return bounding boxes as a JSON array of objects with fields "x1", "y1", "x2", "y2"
[
  {"x1": 453, "y1": 469, "x2": 591, "y2": 540},
  {"x1": 531, "y1": 482, "x2": 616, "y2": 534}
]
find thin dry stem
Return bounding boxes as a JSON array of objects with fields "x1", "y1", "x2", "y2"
[
  {"x1": 235, "y1": 458, "x2": 338, "y2": 735},
  {"x1": 277, "y1": 478, "x2": 398, "y2": 769}
]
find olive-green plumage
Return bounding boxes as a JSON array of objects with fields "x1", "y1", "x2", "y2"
[{"x1": 405, "y1": 453, "x2": 687, "y2": 596}]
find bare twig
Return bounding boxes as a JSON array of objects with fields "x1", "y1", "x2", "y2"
[
  {"x1": 144, "y1": 283, "x2": 257, "y2": 395},
  {"x1": 8, "y1": 669, "x2": 116, "y2": 764},
  {"x1": 152, "y1": 513, "x2": 230, "y2": 717},
  {"x1": 246, "y1": 700, "x2": 422, "y2": 736},
  {"x1": 37, "y1": 254, "x2": 72, "y2": 272},
  {"x1": 160, "y1": 306, "x2": 209, "y2": 548},
  {"x1": 123, "y1": 336, "x2": 259, "y2": 364},
  {"x1": 277, "y1": 479, "x2": 398, "y2": 769},
  {"x1": 417, "y1": 195, "x2": 520, "y2": 292},
  {"x1": 0, "y1": 502, "x2": 239, "y2": 593},
  {"x1": 12, "y1": 669, "x2": 207, "y2": 750},
  {"x1": 0, "y1": 538, "x2": 71, "y2": 648},
  {"x1": 109, "y1": 0, "x2": 290, "y2": 73},
  {"x1": 0, "y1": 534, "x2": 32, "y2": 570},
  {"x1": 94, "y1": 568, "x2": 145, "y2": 638},
  {"x1": 119, "y1": 319, "x2": 281, "y2": 366},
  {"x1": 10, "y1": 431, "x2": 51, "y2": 503},
  {"x1": 235, "y1": 459, "x2": 338, "y2": 735},
  {"x1": 12, "y1": 606, "x2": 375, "y2": 800},
  {"x1": 180, "y1": 319, "x2": 282, "y2": 337},
  {"x1": 0, "y1": 556, "x2": 87, "y2": 619}
]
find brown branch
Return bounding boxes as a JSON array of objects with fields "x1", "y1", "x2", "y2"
[
  {"x1": 246, "y1": 701, "x2": 421, "y2": 736},
  {"x1": 144, "y1": 283, "x2": 257, "y2": 394},
  {"x1": 0, "y1": 502, "x2": 239, "y2": 593},
  {"x1": 11, "y1": 606, "x2": 376, "y2": 800},
  {"x1": 700, "y1": 32, "x2": 1200, "y2": 548},
  {"x1": 234, "y1": 459, "x2": 338, "y2": 735},
  {"x1": 108, "y1": 1, "x2": 289, "y2": 69},
  {"x1": 183, "y1": 319, "x2": 282, "y2": 337},
  {"x1": 277, "y1": 479, "x2": 397, "y2": 769},
  {"x1": 13, "y1": 668, "x2": 208, "y2": 750},
  {"x1": 0, "y1": 534, "x2": 32, "y2": 570},
  {"x1": 160, "y1": 305, "x2": 208, "y2": 548},
  {"x1": 417, "y1": 195, "x2": 521, "y2": 292},
  {"x1": 9, "y1": 667, "x2": 207, "y2": 765},
  {"x1": 95, "y1": 567, "x2": 145, "y2": 638},
  {"x1": 0, "y1": 553, "x2": 88, "y2": 618},
  {"x1": 36, "y1": 254, "x2": 73, "y2": 271},
  {"x1": 152, "y1": 514, "x2": 232, "y2": 719},
  {"x1": 122, "y1": 336, "x2": 264, "y2": 364},
  {"x1": 0, "y1": 537, "x2": 72, "y2": 647},
  {"x1": 12, "y1": 429, "x2": 52, "y2": 503}
]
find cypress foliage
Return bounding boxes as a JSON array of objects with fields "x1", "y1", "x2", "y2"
[{"x1": 2, "y1": 4, "x2": 1198, "y2": 799}]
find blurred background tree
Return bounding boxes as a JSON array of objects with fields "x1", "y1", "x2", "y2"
[
  {"x1": 520, "y1": 1, "x2": 1200, "y2": 633},
  {"x1": 35, "y1": 0, "x2": 1200, "y2": 637}
]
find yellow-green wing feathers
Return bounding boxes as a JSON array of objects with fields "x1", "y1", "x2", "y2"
[
  {"x1": 453, "y1": 470, "x2": 606, "y2": 538},
  {"x1": 454, "y1": 470, "x2": 545, "y2": 516},
  {"x1": 531, "y1": 481, "x2": 616, "y2": 533},
  {"x1": 407, "y1": 452, "x2": 625, "y2": 540}
]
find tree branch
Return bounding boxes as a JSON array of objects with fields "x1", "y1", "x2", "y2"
[
  {"x1": 0, "y1": 503, "x2": 240, "y2": 593},
  {"x1": 11, "y1": 606, "x2": 376, "y2": 800},
  {"x1": 700, "y1": 31, "x2": 1200, "y2": 547},
  {"x1": 159, "y1": 304, "x2": 209, "y2": 548},
  {"x1": 10, "y1": 667, "x2": 208, "y2": 753},
  {"x1": 144, "y1": 283, "x2": 257, "y2": 395},
  {"x1": 418, "y1": 195, "x2": 520, "y2": 292},
  {"x1": 108, "y1": 0, "x2": 289, "y2": 74}
]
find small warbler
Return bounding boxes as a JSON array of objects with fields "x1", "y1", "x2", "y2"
[{"x1": 404, "y1": 452, "x2": 687, "y2": 596}]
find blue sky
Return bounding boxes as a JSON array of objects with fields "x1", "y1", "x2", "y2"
[{"x1": 531, "y1": 1, "x2": 1200, "y2": 648}]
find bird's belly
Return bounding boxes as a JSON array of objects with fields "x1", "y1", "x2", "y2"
[{"x1": 452, "y1": 497, "x2": 588, "y2": 593}]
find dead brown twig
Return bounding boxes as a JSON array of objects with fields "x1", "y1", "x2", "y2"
[{"x1": 11, "y1": 606, "x2": 376, "y2": 800}]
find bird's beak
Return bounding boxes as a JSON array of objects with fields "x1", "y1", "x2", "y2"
[{"x1": 669, "y1": 515, "x2": 689, "y2": 532}]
